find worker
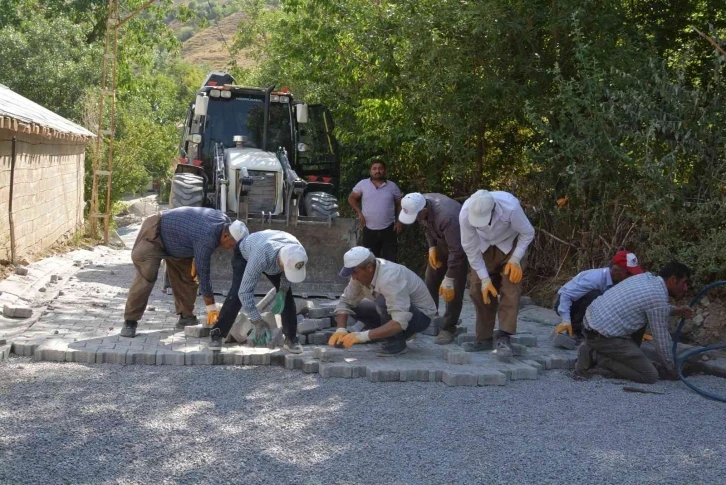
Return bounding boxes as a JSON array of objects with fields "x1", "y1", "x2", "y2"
[
  {"x1": 554, "y1": 250, "x2": 643, "y2": 340},
  {"x1": 459, "y1": 190, "x2": 535, "y2": 358},
  {"x1": 348, "y1": 160, "x2": 403, "y2": 262},
  {"x1": 121, "y1": 207, "x2": 247, "y2": 338},
  {"x1": 575, "y1": 261, "x2": 694, "y2": 383},
  {"x1": 209, "y1": 229, "x2": 308, "y2": 354},
  {"x1": 328, "y1": 247, "x2": 437, "y2": 356},
  {"x1": 398, "y1": 192, "x2": 467, "y2": 344}
]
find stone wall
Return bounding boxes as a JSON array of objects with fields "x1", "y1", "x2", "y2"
[{"x1": 0, "y1": 128, "x2": 86, "y2": 261}]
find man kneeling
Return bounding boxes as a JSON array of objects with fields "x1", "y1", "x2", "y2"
[
  {"x1": 329, "y1": 247, "x2": 437, "y2": 356},
  {"x1": 575, "y1": 261, "x2": 693, "y2": 383}
]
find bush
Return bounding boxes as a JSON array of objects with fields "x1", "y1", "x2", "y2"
[{"x1": 177, "y1": 26, "x2": 196, "y2": 42}]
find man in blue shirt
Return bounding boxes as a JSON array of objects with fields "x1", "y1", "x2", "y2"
[
  {"x1": 554, "y1": 250, "x2": 642, "y2": 340},
  {"x1": 121, "y1": 207, "x2": 247, "y2": 338}
]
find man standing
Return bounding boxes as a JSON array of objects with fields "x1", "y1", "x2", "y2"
[
  {"x1": 398, "y1": 192, "x2": 467, "y2": 344},
  {"x1": 121, "y1": 207, "x2": 247, "y2": 338},
  {"x1": 328, "y1": 247, "x2": 437, "y2": 356},
  {"x1": 554, "y1": 250, "x2": 643, "y2": 340},
  {"x1": 459, "y1": 190, "x2": 535, "y2": 358},
  {"x1": 575, "y1": 261, "x2": 694, "y2": 383},
  {"x1": 209, "y1": 230, "x2": 308, "y2": 354},
  {"x1": 348, "y1": 160, "x2": 402, "y2": 262}
]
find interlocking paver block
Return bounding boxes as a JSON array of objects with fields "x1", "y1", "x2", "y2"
[
  {"x1": 319, "y1": 362, "x2": 351, "y2": 378},
  {"x1": 285, "y1": 354, "x2": 304, "y2": 370},
  {"x1": 96, "y1": 349, "x2": 128, "y2": 364},
  {"x1": 185, "y1": 350, "x2": 214, "y2": 365},
  {"x1": 476, "y1": 370, "x2": 507, "y2": 386},
  {"x1": 399, "y1": 368, "x2": 438, "y2": 382},
  {"x1": 302, "y1": 360, "x2": 319, "y2": 374},
  {"x1": 0, "y1": 344, "x2": 11, "y2": 362},
  {"x1": 522, "y1": 359, "x2": 543, "y2": 374},
  {"x1": 366, "y1": 367, "x2": 400, "y2": 382},
  {"x1": 184, "y1": 325, "x2": 210, "y2": 338},
  {"x1": 3, "y1": 304, "x2": 32, "y2": 318},
  {"x1": 511, "y1": 343, "x2": 528, "y2": 356},
  {"x1": 308, "y1": 332, "x2": 328, "y2": 345},
  {"x1": 442, "y1": 371, "x2": 478, "y2": 387},
  {"x1": 298, "y1": 319, "x2": 326, "y2": 334},
  {"x1": 308, "y1": 307, "x2": 335, "y2": 319},
  {"x1": 552, "y1": 332, "x2": 577, "y2": 350},
  {"x1": 422, "y1": 325, "x2": 439, "y2": 336},
  {"x1": 511, "y1": 334, "x2": 537, "y2": 347},
  {"x1": 246, "y1": 353, "x2": 271, "y2": 365},
  {"x1": 156, "y1": 350, "x2": 185, "y2": 365},
  {"x1": 33, "y1": 341, "x2": 69, "y2": 362},
  {"x1": 447, "y1": 351, "x2": 472, "y2": 365},
  {"x1": 126, "y1": 350, "x2": 157, "y2": 365},
  {"x1": 15, "y1": 266, "x2": 28, "y2": 276},
  {"x1": 457, "y1": 334, "x2": 476, "y2": 346}
]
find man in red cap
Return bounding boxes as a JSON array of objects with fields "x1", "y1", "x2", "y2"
[{"x1": 553, "y1": 250, "x2": 643, "y2": 341}]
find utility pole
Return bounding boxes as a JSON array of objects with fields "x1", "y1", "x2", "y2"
[{"x1": 89, "y1": 0, "x2": 158, "y2": 243}]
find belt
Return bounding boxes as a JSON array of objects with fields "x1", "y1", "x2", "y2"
[{"x1": 583, "y1": 327, "x2": 605, "y2": 340}]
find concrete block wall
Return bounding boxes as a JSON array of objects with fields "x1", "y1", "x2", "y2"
[{"x1": 0, "y1": 129, "x2": 87, "y2": 261}]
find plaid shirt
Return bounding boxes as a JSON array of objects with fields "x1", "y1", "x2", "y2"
[
  {"x1": 238, "y1": 230, "x2": 300, "y2": 322},
  {"x1": 159, "y1": 207, "x2": 230, "y2": 297},
  {"x1": 584, "y1": 272, "x2": 675, "y2": 369}
]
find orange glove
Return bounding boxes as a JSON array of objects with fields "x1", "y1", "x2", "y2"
[
  {"x1": 438, "y1": 276, "x2": 455, "y2": 303},
  {"x1": 205, "y1": 304, "x2": 219, "y2": 326},
  {"x1": 191, "y1": 261, "x2": 198, "y2": 283},
  {"x1": 428, "y1": 247, "x2": 443, "y2": 269},
  {"x1": 554, "y1": 320, "x2": 573, "y2": 337},
  {"x1": 341, "y1": 331, "x2": 371, "y2": 348},
  {"x1": 328, "y1": 328, "x2": 348, "y2": 346},
  {"x1": 642, "y1": 333, "x2": 653, "y2": 342},
  {"x1": 481, "y1": 277, "x2": 498, "y2": 305},
  {"x1": 504, "y1": 257, "x2": 523, "y2": 284}
]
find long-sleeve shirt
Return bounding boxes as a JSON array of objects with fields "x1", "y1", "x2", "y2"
[
  {"x1": 335, "y1": 259, "x2": 437, "y2": 330},
  {"x1": 584, "y1": 272, "x2": 676, "y2": 370},
  {"x1": 557, "y1": 267, "x2": 614, "y2": 322},
  {"x1": 238, "y1": 230, "x2": 300, "y2": 322},
  {"x1": 422, "y1": 193, "x2": 466, "y2": 278},
  {"x1": 159, "y1": 207, "x2": 230, "y2": 297},
  {"x1": 459, "y1": 191, "x2": 535, "y2": 280}
]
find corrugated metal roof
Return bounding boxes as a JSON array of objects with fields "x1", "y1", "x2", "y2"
[{"x1": 0, "y1": 84, "x2": 95, "y2": 139}]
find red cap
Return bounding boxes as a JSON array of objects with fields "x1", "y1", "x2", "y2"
[{"x1": 612, "y1": 250, "x2": 643, "y2": 275}]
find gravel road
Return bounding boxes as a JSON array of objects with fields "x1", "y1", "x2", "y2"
[{"x1": 0, "y1": 358, "x2": 724, "y2": 484}]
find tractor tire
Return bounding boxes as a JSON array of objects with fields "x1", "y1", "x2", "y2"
[
  {"x1": 170, "y1": 172, "x2": 204, "y2": 209},
  {"x1": 303, "y1": 191, "x2": 339, "y2": 219}
]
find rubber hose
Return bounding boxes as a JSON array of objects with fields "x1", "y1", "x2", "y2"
[{"x1": 671, "y1": 280, "x2": 726, "y2": 402}]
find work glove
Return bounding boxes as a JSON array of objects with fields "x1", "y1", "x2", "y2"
[
  {"x1": 205, "y1": 304, "x2": 219, "y2": 326},
  {"x1": 504, "y1": 256, "x2": 523, "y2": 284},
  {"x1": 328, "y1": 327, "x2": 349, "y2": 347},
  {"x1": 554, "y1": 320, "x2": 573, "y2": 337},
  {"x1": 428, "y1": 247, "x2": 443, "y2": 269},
  {"x1": 480, "y1": 277, "x2": 498, "y2": 305},
  {"x1": 642, "y1": 333, "x2": 653, "y2": 342},
  {"x1": 341, "y1": 330, "x2": 371, "y2": 348},
  {"x1": 249, "y1": 318, "x2": 272, "y2": 346},
  {"x1": 191, "y1": 261, "x2": 198, "y2": 283},
  {"x1": 439, "y1": 276, "x2": 455, "y2": 303},
  {"x1": 271, "y1": 280, "x2": 290, "y2": 315}
]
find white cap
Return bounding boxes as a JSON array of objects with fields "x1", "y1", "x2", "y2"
[
  {"x1": 339, "y1": 246, "x2": 372, "y2": 278},
  {"x1": 279, "y1": 244, "x2": 308, "y2": 283},
  {"x1": 229, "y1": 220, "x2": 249, "y2": 242},
  {"x1": 467, "y1": 190, "x2": 495, "y2": 227},
  {"x1": 399, "y1": 193, "x2": 426, "y2": 225}
]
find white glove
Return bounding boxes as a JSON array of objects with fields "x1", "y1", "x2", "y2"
[
  {"x1": 509, "y1": 256, "x2": 521, "y2": 266},
  {"x1": 441, "y1": 276, "x2": 454, "y2": 290},
  {"x1": 205, "y1": 304, "x2": 219, "y2": 312}
]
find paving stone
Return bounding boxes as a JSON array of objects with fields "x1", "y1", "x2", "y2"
[
  {"x1": 511, "y1": 334, "x2": 537, "y2": 347},
  {"x1": 308, "y1": 307, "x2": 335, "y2": 319},
  {"x1": 548, "y1": 354, "x2": 570, "y2": 369},
  {"x1": 0, "y1": 339, "x2": 5, "y2": 346},
  {"x1": 33, "y1": 340, "x2": 69, "y2": 362},
  {"x1": 66, "y1": 349, "x2": 97, "y2": 363},
  {"x1": 522, "y1": 359, "x2": 544, "y2": 374},
  {"x1": 285, "y1": 354, "x2": 304, "y2": 370},
  {"x1": 319, "y1": 362, "x2": 352, "y2": 378},
  {"x1": 399, "y1": 368, "x2": 439, "y2": 382},
  {"x1": 457, "y1": 334, "x2": 476, "y2": 346},
  {"x1": 302, "y1": 359, "x2": 320, "y2": 374},
  {"x1": 269, "y1": 351, "x2": 285, "y2": 367},
  {"x1": 3, "y1": 304, "x2": 32, "y2": 318},
  {"x1": 96, "y1": 349, "x2": 128, "y2": 364},
  {"x1": 502, "y1": 362, "x2": 539, "y2": 380},
  {"x1": 39, "y1": 287, "x2": 47, "y2": 293},
  {"x1": 184, "y1": 324, "x2": 210, "y2": 338},
  {"x1": 298, "y1": 319, "x2": 326, "y2": 335},
  {"x1": 447, "y1": 351, "x2": 472, "y2": 365},
  {"x1": 297, "y1": 334, "x2": 307, "y2": 345},
  {"x1": 511, "y1": 343, "x2": 528, "y2": 356},
  {"x1": 476, "y1": 370, "x2": 508, "y2": 386},
  {"x1": 422, "y1": 325, "x2": 440, "y2": 336},
  {"x1": 0, "y1": 344, "x2": 11, "y2": 362},
  {"x1": 442, "y1": 370, "x2": 478, "y2": 387},
  {"x1": 126, "y1": 350, "x2": 157, "y2": 365},
  {"x1": 455, "y1": 327, "x2": 468, "y2": 336},
  {"x1": 15, "y1": 266, "x2": 28, "y2": 276},
  {"x1": 11, "y1": 341, "x2": 38, "y2": 356},
  {"x1": 50, "y1": 274, "x2": 59, "y2": 283},
  {"x1": 184, "y1": 350, "x2": 214, "y2": 365},
  {"x1": 308, "y1": 332, "x2": 328, "y2": 345},
  {"x1": 553, "y1": 332, "x2": 578, "y2": 350},
  {"x1": 156, "y1": 350, "x2": 185, "y2": 365},
  {"x1": 366, "y1": 367, "x2": 400, "y2": 382}
]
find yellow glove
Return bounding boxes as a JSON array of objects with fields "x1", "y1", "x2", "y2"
[
  {"x1": 328, "y1": 328, "x2": 348, "y2": 346},
  {"x1": 481, "y1": 277, "x2": 498, "y2": 305},
  {"x1": 191, "y1": 261, "x2": 198, "y2": 283},
  {"x1": 205, "y1": 304, "x2": 219, "y2": 326},
  {"x1": 341, "y1": 331, "x2": 371, "y2": 348},
  {"x1": 554, "y1": 320, "x2": 573, "y2": 337},
  {"x1": 504, "y1": 257, "x2": 523, "y2": 284},
  {"x1": 642, "y1": 333, "x2": 653, "y2": 342},
  {"x1": 428, "y1": 247, "x2": 443, "y2": 269},
  {"x1": 438, "y1": 276, "x2": 455, "y2": 303}
]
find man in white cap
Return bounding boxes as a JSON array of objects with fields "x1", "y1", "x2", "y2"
[
  {"x1": 553, "y1": 250, "x2": 643, "y2": 344},
  {"x1": 121, "y1": 207, "x2": 247, "y2": 338},
  {"x1": 328, "y1": 247, "x2": 437, "y2": 356},
  {"x1": 459, "y1": 190, "x2": 535, "y2": 357},
  {"x1": 398, "y1": 192, "x2": 468, "y2": 344},
  {"x1": 209, "y1": 229, "x2": 308, "y2": 353}
]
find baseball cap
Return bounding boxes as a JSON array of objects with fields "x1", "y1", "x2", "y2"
[
  {"x1": 339, "y1": 246, "x2": 373, "y2": 278},
  {"x1": 467, "y1": 190, "x2": 495, "y2": 227},
  {"x1": 399, "y1": 193, "x2": 426, "y2": 225},
  {"x1": 279, "y1": 244, "x2": 308, "y2": 283},
  {"x1": 229, "y1": 220, "x2": 249, "y2": 242},
  {"x1": 611, "y1": 250, "x2": 643, "y2": 275}
]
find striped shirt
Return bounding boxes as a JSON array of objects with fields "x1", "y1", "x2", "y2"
[
  {"x1": 238, "y1": 230, "x2": 301, "y2": 322},
  {"x1": 159, "y1": 207, "x2": 230, "y2": 296},
  {"x1": 584, "y1": 273, "x2": 675, "y2": 370},
  {"x1": 335, "y1": 259, "x2": 437, "y2": 330}
]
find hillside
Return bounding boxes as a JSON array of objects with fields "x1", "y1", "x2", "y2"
[{"x1": 180, "y1": 11, "x2": 256, "y2": 70}]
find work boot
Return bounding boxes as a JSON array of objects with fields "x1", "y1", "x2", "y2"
[
  {"x1": 283, "y1": 337, "x2": 303, "y2": 354},
  {"x1": 462, "y1": 338, "x2": 493, "y2": 352},
  {"x1": 175, "y1": 314, "x2": 198, "y2": 330},
  {"x1": 209, "y1": 328, "x2": 223, "y2": 350},
  {"x1": 494, "y1": 333, "x2": 513, "y2": 360},
  {"x1": 120, "y1": 320, "x2": 137, "y2": 338},
  {"x1": 377, "y1": 339, "x2": 408, "y2": 357},
  {"x1": 434, "y1": 329, "x2": 456, "y2": 345}
]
